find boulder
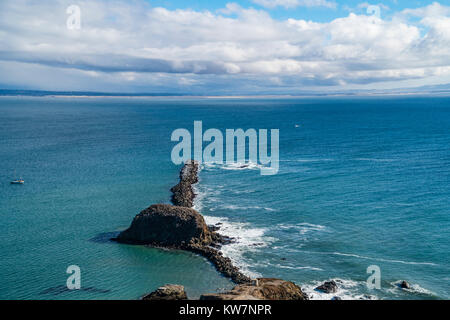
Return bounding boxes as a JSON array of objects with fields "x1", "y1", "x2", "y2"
[
  {"x1": 116, "y1": 204, "x2": 212, "y2": 247},
  {"x1": 142, "y1": 285, "x2": 187, "y2": 300},
  {"x1": 200, "y1": 278, "x2": 309, "y2": 300},
  {"x1": 315, "y1": 280, "x2": 338, "y2": 293}
]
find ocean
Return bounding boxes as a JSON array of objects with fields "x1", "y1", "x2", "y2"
[{"x1": 0, "y1": 96, "x2": 449, "y2": 300}]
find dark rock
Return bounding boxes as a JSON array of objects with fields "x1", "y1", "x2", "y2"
[
  {"x1": 315, "y1": 280, "x2": 338, "y2": 293},
  {"x1": 249, "y1": 242, "x2": 265, "y2": 247},
  {"x1": 399, "y1": 281, "x2": 411, "y2": 289},
  {"x1": 331, "y1": 296, "x2": 342, "y2": 300},
  {"x1": 212, "y1": 233, "x2": 236, "y2": 246},
  {"x1": 170, "y1": 160, "x2": 199, "y2": 208},
  {"x1": 142, "y1": 284, "x2": 187, "y2": 300},
  {"x1": 200, "y1": 278, "x2": 309, "y2": 300},
  {"x1": 116, "y1": 204, "x2": 212, "y2": 247}
]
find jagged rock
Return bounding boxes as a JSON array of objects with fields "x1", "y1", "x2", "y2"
[
  {"x1": 142, "y1": 285, "x2": 187, "y2": 300},
  {"x1": 116, "y1": 204, "x2": 212, "y2": 246},
  {"x1": 171, "y1": 160, "x2": 199, "y2": 208},
  {"x1": 399, "y1": 281, "x2": 411, "y2": 289},
  {"x1": 200, "y1": 278, "x2": 309, "y2": 300},
  {"x1": 315, "y1": 280, "x2": 338, "y2": 293}
]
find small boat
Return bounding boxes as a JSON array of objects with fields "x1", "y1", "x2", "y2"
[{"x1": 10, "y1": 170, "x2": 24, "y2": 184}]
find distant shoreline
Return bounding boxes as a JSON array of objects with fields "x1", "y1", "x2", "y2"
[{"x1": 1, "y1": 91, "x2": 450, "y2": 99}]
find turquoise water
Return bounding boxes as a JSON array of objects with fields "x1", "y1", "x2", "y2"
[{"x1": 0, "y1": 96, "x2": 449, "y2": 300}]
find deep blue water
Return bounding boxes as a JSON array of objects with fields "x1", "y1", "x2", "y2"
[{"x1": 0, "y1": 96, "x2": 449, "y2": 300}]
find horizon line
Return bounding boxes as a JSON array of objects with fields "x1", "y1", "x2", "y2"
[{"x1": 1, "y1": 89, "x2": 450, "y2": 99}]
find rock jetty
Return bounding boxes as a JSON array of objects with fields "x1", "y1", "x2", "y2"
[
  {"x1": 116, "y1": 160, "x2": 309, "y2": 300},
  {"x1": 115, "y1": 161, "x2": 251, "y2": 284}
]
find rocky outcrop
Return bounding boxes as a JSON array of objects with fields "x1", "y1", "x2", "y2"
[
  {"x1": 142, "y1": 285, "x2": 187, "y2": 300},
  {"x1": 315, "y1": 280, "x2": 338, "y2": 293},
  {"x1": 171, "y1": 160, "x2": 199, "y2": 208},
  {"x1": 200, "y1": 278, "x2": 309, "y2": 300},
  {"x1": 116, "y1": 204, "x2": 212, "y2": 247},
  {"x1": 114, "y1": 161, "x2": 251, "y2": 284},
  {"x1": 115, "y1": 203, "x2": 250, "y2": 284}
]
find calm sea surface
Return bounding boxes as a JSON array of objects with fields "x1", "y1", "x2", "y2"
[{"x1": 0, "y1": 96, "x2": 449, "y2": 299}]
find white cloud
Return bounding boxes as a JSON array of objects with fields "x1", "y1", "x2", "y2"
[
  {"x1": 401, "y1": 2, "x2": 450, "y2": 18},
  {"x1": 0, "y1": 0, "x2": 449, "y2": 93}
]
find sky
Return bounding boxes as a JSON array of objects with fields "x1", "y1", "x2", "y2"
[{"x1": 0, "y1": 0, "x2": 449, "y2": 94}]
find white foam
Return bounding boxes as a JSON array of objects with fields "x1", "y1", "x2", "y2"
[
  {"x1": 203, "y1": 215, "x2": 275, "y2": 278},
  {"x1": 328, "y1": 252, "x2": 439, "y2": 266},
  {"x1": 193, "y1": 172, "x2": 278, "y2": 277},
  {"x1": 278, "y1": 223, "x2": 328, "y2": 235},
  {"x1": 272, "y1": 264, "x2": 323, "y2": 271},
  {"x1": 354, "y1": 158, "x2": 397, "y2": 162},
  {"x1": 201, "y1": 161, "x2": 267, "y2": 172},
  {"x1": 220, "y1": 204, "x2": 277, "y2": 212},
  {"x1": 192, "y1": 184, "x2": 205, "y2": 212},
  {"x1": 301, "y1": 251, "x2": 438, "y2": 267},
  {"x1": 303, "y1": 279, "x2": 377, "y2": 300},
  {"x1": 279, "y1": 159, "x2": 335, "y2": 163},
  {"x1": 276, "y1": 223, "x2": 329, "y2": 243},
  {"x1": 388, "y1": 281, "x2": 436, "y2": 297}
]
